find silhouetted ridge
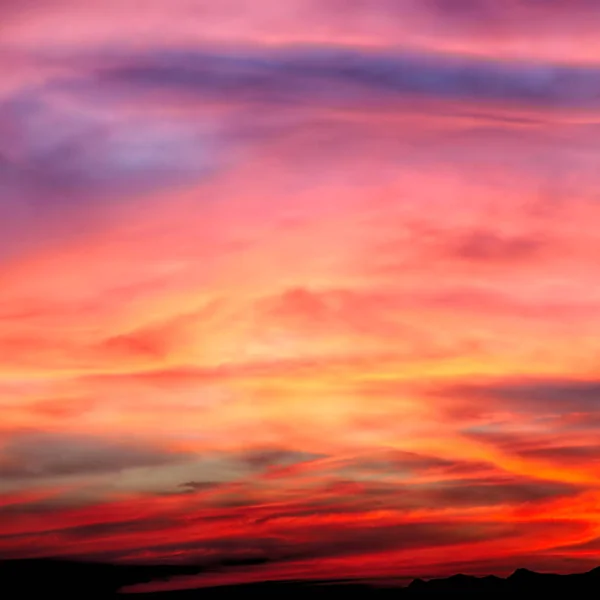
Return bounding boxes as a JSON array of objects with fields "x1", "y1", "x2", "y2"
[
  {"x1": 1, "y1": 559, "x2": 600, "y2": 598},
  {"x1": 0, "y1": 558, "x2": 201, "y2": 599}
]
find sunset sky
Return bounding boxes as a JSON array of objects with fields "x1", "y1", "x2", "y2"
[{"x1": 2, "y1": 0, "x2": 600, "y2": 593}]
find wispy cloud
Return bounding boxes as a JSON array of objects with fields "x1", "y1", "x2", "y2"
[{"x1": 56, "y1": 46, "x2": 600, "y2": 114}]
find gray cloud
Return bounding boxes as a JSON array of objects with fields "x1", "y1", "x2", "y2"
[
  {"x1": 0, "y1": 431, "x2": 190, "y2": 481},
  {"x1": 343, "y1": 450, "x2": 456, "y2": 473},
  {"x1": 176, "y1": 481, "x2": 225, "y2": 494},
  {"x1": 417, "y1": 477, "x2": 579, "y2": 508},
  {"x1": 81, "y1": 46, "x2": 600, "y2": 111},
  {"x1": 0, "y1": 91, "x2": 225, "y2": 261},
  {"x1": 342, "y1": 476, "x2": 580, "y2": 510},
  {"x1": 332, "y1": 450, "x2": 488, "y2": 480},
  {"x1": 437, "y1": 378, "x2": 600, "y2": 415},
  {"x1": 0, "y1": 94, "x2": 221, "y2": 198},
  {"x1": 238, "y1": 448, "x2": 324, "y2": 471}
]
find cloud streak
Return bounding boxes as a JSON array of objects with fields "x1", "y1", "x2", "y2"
[{"x1": 63, "y1": 47, "x2": 600, "y2": 114}]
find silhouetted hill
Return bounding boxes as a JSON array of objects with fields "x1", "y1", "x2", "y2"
[
  {"x1": 0, "y1": 558, "x2": 202, "y2": 599},
  {"x1": 406, "y1": 566, "x2": 600, "y2": 596},
  {"x1": 2, "y1": 558, "x2": 600, "y2": 599}
]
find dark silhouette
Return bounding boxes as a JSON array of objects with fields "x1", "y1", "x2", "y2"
[
  {"x1": 0, "y1": 559, "x2": 201, "y2": 599},
  {"x1": 2, "y1": 558, "x2": 600, "y2": 598}
]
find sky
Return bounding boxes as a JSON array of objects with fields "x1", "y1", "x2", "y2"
[{"x1": 2, "y1": 0, "x2": 600, "y2": 593}]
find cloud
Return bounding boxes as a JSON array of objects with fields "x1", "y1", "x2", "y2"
[
  {"x1": 177, "y1": 481, "x2": 224, "y2": 494},
  {"x1": 333, "y1": 451, "x2": 499, "y2": 482},
  {"x1": 0, "y1": 432, "x2": 190, "y2": 481},
  {"x1": 412, "y1": 0, "x2": 600, "y2": 32},
  {"x1": 238, "y1": 448, "x2": 325, "y2": 471},
  {"x1": 0, "y1": 516, "x2": 179, "y2": 547},
  {"x1": 330, "y1": 476, "x2": 580, "y2": 510},
  {"x1": 123, "y1": 519, "x2": 512, "y2": 567},
  {"x1": 416, "y1": 477, "x2": 580, "y2": 509},
  {"x1": 6, "y1": 0, "x2": 600, "y2": 62},
  {"x1": 81, "y1": 46, "x2": 600, "y2": 113},
  {"x1": 0, "y1": 90, "x2": 226, "y2": 261},
  {"x1": 461, "y1": 427, "x2": 600, "y2": 468},
  {"x1": 553, "y1": 535, "x2": 600, "y2": 552},
  {"x1": 338, "y1": 450, "x2": 457, "y2": 474},
  {"x1": 0, "y1": 93, "x2": 221, "y2": 197},
  {"x1": 451, "y1": 230, "x2": 543, "y2": 263},
  {"x1": 518, "y1": 445, "x2": 600, "y2": 464},
  {"x1": 439, "y1": 378, "x2": 600, "y2": 415}
]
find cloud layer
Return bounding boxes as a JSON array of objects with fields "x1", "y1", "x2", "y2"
[{"x1": 2, "y1": 0, "x2": 600, "y2": 593}]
